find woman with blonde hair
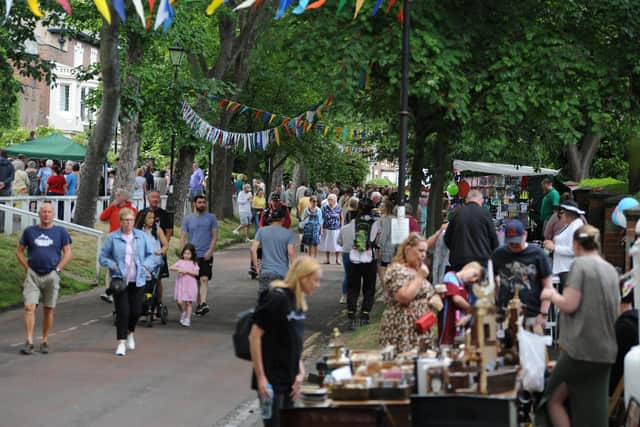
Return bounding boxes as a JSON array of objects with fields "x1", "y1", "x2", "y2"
[
  {"x1": 379, "y1": 233, "x2": 437, "y2": 353},
  {"x1": 133, "y1": 167, "x2": 147, "y2": 208},
  {"x1": 249, "y1": 256, "x2": 322, "y2": 426}
]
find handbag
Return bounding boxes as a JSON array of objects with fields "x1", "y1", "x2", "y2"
[
  {"x1": 108, "y1": 238, "x2": 136, "y2": 295},
  {"x1": 415, "y1": 311, "x2": 437, "y2": 333}
]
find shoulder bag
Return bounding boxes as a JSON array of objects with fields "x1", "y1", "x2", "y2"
[{"x1": 109, "y1": 238, "x2": 136, "y2": 295}]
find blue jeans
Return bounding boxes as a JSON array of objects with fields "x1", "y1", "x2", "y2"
[{"x1": 341, "y1": 252, "x2": 351, "y2": 295}]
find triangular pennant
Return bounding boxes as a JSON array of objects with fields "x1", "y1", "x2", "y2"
[
  {"x1": 275, "y1": 0, "x2": 291, "y2": 19},
  {"x1": 354, "y1": 0, "x2": 364, "y2": 19},
  {"x1": 305, "y1": 0, "x2": 325, "y2": 9},
  {"x1": 55, "y1": 0, "x2": 72, "y2": 15},
  {"x1": 206, "y1": 0, "x2": 223, "y2": 15},
  {"x1": 251, "y1": 0, "x2": 264, "y2": 12},
  {"x1": 385, "y1": 0, "x2": 395, "y2": 13},
  {"x1": 112, "y1": 0, "x2": 126, "y2": 21},
  {"x1": 93, "y1": 0, "x2": 111, "y2": 23},
  {"x1": 5, "y1": 0, "x2": 13, "y2": 19},
  {"x1": 154, "y1": 0, "x2": 174, "y2": 31},
  {"x1": 336, "y1": 0, "x2": 347, "y2": 15},
  {"x1": 233, "y1": 0, "x2": 255, "y2": 11},
  {"x1": 370, "y1": 0, "x2": 382, "y2": 16},
  {"x1": 28, "y1": 0, "x2": 44, "y2": 17},
  {"x1": 131, "y1": 0, "x2": 145, "y2": 25},
  {"x1": 292, "y1": 0, "x2": 309, "y2": 14},
  {"x1": 146, "y1": 0, "x2": 155, "y2": 28}
]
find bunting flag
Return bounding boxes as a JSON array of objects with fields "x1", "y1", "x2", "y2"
[
  {"x1": 370, "y1": 0, "x2": 383, "y2": 16},
  {"x1": 5, "y1": 0, "x2": 12, "y2": 19},
  {"x1": 292, "y1": 0, "x2": 309, "y2": 14},
  {"x1": 94, "y1": 0, "x2": 112, "y2": 23},
  {"x1": 27, "y1": 0, "x2": 43, "y2": 17},
  {"x1": 354, "y1": 0, "x2": 364, "y2": 19},
  {"x1": 233, "y1": 0, "x2": 255, "y2": 11},
  {"x1": 385, "y1": 0, "x2": 396, "y2": 13},
  {"x1": 336, "y1": 0, "x2": 347, "y2": 15},
  {"x1": 305, "y1": 0, "x2": 325, "y2": 9},
  {"x1": 275, "y1": 0, "x2": 292, "y2": 19},
  {"x1": 132, "y1": 0, "x2": 146, "y2": 26},
  {"x1": 54, "y1": 0, "x2": 72, "y2": 14},
  {"x1": 154, "y1": 0, "x2": 175, "y2": 31},
  {"x1": 206, "y1": 0, "x2": 223, "y2": 15},
  {"x1": 112, "y1": 0, "x2": 126, "y2": 22}
]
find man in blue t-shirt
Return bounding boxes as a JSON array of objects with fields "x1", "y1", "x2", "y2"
[
  {"x1": 251, "y1": 207, "x2": 297, "y2": 295},
  {"x1": 181, "y1": 195, "x2": 218, "y2": 316},
  {"x1": 16, "y1": 203, "x2": 72, "y2": 355}
]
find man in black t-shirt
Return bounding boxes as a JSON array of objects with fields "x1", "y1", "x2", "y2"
[
  {"x1": 146, "y1": 190, "x2": 173, "y2": 302},
  {"x1": 492, "y1": 219, "x2": 552, "y2": 330}
]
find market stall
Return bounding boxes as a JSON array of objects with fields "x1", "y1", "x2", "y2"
[
  {"x1": 451, "y1": 160, "x2": 561, "y2": 243},
  {"x1": 284, "y1": 268, "x2": 538, "y2": 427}
]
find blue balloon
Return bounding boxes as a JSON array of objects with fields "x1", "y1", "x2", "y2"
[
  {"x1": 617, "y1": 197, "x2": 640, "y2": 213},
  {"x1": 612, "y1": 207, "x2": 619, "y2": 226}
]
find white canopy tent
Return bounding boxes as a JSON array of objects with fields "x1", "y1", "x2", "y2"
[{"x1": 453, "y1": 160, "x2": 560, "y2": 177}]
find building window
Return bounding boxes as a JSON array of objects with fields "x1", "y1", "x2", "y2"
[
  {"x1": 74, "y1": 44, "x2": 84, "y2": 67},
  {"x1": 80, "y1": 87, "x2": 93, "y2": 121},
  {"x1": 59, "y1": 84, "x2": 70, "y2": 112}
]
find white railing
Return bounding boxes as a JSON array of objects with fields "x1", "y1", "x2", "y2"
[
  {"x1": 0, "y1": 204, "x2": 104, "y2": 284},
  {"x1": 0, "y1": 195, "x2": 170, "y2": 223}
]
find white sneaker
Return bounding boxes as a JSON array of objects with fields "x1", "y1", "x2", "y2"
[
  {"x1": 126, "y1": 334, "x2": 136, "y2": 351},
  {"x1": 179, "y1": 312, "x2": 186, "y2": 324},
  {"x1": 232, "y1": 229, "x2": 240, "y2": 235},
  {"x1": 339, "y1": 295, "x2": 346, "y2": 304},
  {"x1": 183, "y1": 318, "x2": 191, "y2": 327},
  {"x1": 115, "y1": 342, "x2": 126, "y2": 356}
]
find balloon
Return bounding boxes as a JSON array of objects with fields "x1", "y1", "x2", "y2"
[
  {"x1": 612, "y1": 197, "x2": 640, "y2": 228},
  {"x1": 447, "y1": 182, "x2": 459, "y2": 196},
  {"x1": 458, "y1": 181, "x2": 470, "y2": 199}
]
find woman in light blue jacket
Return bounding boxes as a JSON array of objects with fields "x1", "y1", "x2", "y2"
[{"x1": 99, "y1": 208, "x2": 159, "y2": 356}]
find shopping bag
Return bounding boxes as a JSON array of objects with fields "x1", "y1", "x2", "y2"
[{"x1": 517, "y1": 327, "x2": 552, "y2": 392}]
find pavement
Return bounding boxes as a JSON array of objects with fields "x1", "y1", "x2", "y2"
[{"x1": 0, "y1": 245, "x2": 347, "y2": 427}]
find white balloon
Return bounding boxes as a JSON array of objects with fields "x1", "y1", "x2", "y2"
[{"x1": 616, "y1": 208, "x2": 627, "y2": 229}]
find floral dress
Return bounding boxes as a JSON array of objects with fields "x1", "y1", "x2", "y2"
[
  {"x1": 379, "y1": 263, "x2": 435, "y2": 353},
  {"x1": 302, "y1": 207, "x2": 322, "y2": 246}
]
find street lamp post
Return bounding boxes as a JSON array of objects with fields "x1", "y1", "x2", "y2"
[
  {"x1": 398, "y1": 0, "x2": 411, "y2": 208},
  {"x1": 167, "y1": 46, "x2": 186, "y2": 212}
]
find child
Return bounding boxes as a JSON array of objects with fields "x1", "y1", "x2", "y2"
[
  {"x1": 437, "y1": 261, "x2": 484, "y2": 345},
  {"x1": 170, "y1": 244, "x2": 199, "y2": 327}
]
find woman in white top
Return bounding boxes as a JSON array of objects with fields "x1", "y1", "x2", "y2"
[
  {"x1": 543, "y1": 200, "x2": 586, "y2": 292},
  {"x1": 233, "y1": 184, "x2": 253, "y2": 242}
]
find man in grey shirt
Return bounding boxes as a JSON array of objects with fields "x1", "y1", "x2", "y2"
[{"x1": 250, "y1": 207, "x2": 297, "y2": 294}]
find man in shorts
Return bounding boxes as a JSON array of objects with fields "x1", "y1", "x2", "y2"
[
  {"x1": 15, "y1": 203, "x2": 72, "y2": 354},
  {"x1": 181, "y1": 195, "x2": 218, "y2": 316}
]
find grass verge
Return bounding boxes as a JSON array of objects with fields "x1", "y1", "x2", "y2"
[
  {"x1": 0, "y1": 216, "x2": 255, "y2": 310},
  {"x1": 344, "y1": 303, "x2": 384, "y2": 350}
]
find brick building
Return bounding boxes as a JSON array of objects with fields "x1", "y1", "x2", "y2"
[{"x1": 15, "y1": 25, "x2": 100, "y2": 135}]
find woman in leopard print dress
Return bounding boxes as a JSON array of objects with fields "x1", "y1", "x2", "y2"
[{"x1": 379, "y1": 234, "x2": 436, "y2": 353}]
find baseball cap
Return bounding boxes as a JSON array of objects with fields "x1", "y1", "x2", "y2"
[
  {"x1": 504, "y1": 219, "x2": 525, "y2": 244},
  {"x1": 559, "y1": 200, "x2": 585, "y2": 216}
]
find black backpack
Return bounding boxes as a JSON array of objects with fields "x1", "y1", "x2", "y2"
[
  {"x1": 232, "y1": 288, "x2": 287, "y2": 361},
  {"x1": 232, "y1": 308, "x2": 254, "y2": 361},
  {"x1": 354, "y1": 216, "x2": 375, "y2": 252}
]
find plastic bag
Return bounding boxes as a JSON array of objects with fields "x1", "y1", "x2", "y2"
[{"x1": 517, "y1": 328, "x2": 552, "y2": 392}]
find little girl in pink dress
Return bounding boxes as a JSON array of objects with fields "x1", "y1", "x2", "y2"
[{"x1": 170, "y1": 244, "x2": 199, "y2": 327}]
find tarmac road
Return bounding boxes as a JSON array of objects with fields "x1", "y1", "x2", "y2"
[{"x1": 0, "y1": 245, "x2": 345, "y2": 427}]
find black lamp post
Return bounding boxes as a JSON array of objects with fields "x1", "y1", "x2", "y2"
[
  {"x1": 397, "y1": 0, "x2": 411, "y2": 207},
  {"x1": 167, "y1": 45, "x2": 186, "y2": 211}
]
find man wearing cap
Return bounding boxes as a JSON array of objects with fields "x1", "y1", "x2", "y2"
[
  {"x1": 260, "y1": 193, "x2": 291, "y2": 229},
  {"x1": 250, "y1": 206, "x2": 297, "y2": 295},
  {"x1": 445, "y1": 190, "x2": 499, "y2": 271},
  {"x1": 493, "y1": 219, "x2": 553, "y2": 331},
  {"x1": 543, "y1": 200, "x2": 586, "y2": 291}
]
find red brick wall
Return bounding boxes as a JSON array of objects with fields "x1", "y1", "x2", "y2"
[{"x1": 603, "y1": 197, "x2": 626, "y2": 269}]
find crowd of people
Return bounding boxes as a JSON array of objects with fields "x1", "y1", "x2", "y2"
[{"x1": 6, "y1": 162, "x2": 639, "y2": 427}]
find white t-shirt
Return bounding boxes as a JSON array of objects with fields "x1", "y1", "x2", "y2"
[
  {"x1": 237, "y1": 191, "x2": 252, "y2": 215},
  {"x1": 552, "y1": 218, "x2": 584, "y2": 275},
  {"x1": 122, "y1": 232, "x2": 137, "y2": 282}
]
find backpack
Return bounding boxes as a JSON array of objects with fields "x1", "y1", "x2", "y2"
[
  {"x1": 232, "y1": 308, "x2": 254, "y2": 361},
  {"x1": 354, "y1": 216, "x2": 374, "y2": 252},
  {"x1": 232, "y1": 288, "x2": 287, "y2": 361}
]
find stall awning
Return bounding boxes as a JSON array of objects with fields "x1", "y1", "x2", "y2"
[
  {"x1": 6, "y1": 134, "x2": 86, "y2": 161},
  {"x1": 453, "y1": 160, "x2": 560, "y2": 177}
]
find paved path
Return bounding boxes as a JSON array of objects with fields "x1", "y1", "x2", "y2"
[{"x1": 0, "y1": 245, "x2": 346, "y2": 427}]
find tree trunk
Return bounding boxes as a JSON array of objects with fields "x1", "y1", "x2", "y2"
[
  {"x1": 210, "y1": 144, "x2": 226, "y2": 218},
  {"x1": 75, "y1": 17, "x2": 120, "y2": 227},
  {"x1": 566, "y1": 133, "x2": 601, "y2": 181},
  {"x1": 426, "y1": 134, "x2": 448, "y2": 237},
  {"x1": 628, "y1": 132, "x2": 640, "y2": 194},
  {"x1": 271, "y1": 151, "x2": 285, "y2": 190},
  {"x1": 112, "y1": 32, "x2": 144, "y2": 199},
  {"x1": 173, "y1": 146, "x2": 195, "y2": 226},
  {"x1": 293, "y1": 161, "x2": 307, "y2": 187}
]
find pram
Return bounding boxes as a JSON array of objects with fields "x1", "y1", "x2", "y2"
[{"x1": 142, "y1": 277, "x2": 168, "y2": 326}]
